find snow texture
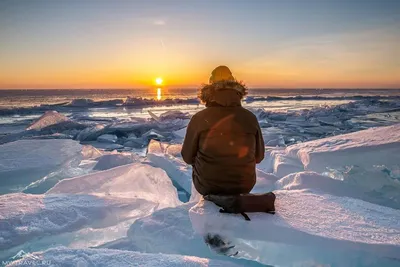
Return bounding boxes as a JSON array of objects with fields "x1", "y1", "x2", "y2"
[
  {"x1": 189, "y1": 191, "x2": 400, "y2": 260},
  {"x1": 7, "y1": 247, "x2": 244, "y2": 267}
]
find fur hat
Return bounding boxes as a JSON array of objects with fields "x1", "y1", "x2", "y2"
[
  {"x1": 198, "y1": 66, "x2": 248, "y2": 104},
  {"x1": 209, "y1": 65, "x2": 235, "y2": 83}
]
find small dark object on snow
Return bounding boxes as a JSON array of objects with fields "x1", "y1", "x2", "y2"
[
  {"x1": 204, "y1": 234, "x2": 238, "y2": 256},
  {"x1": 204, "y1": 192, "x2": 276, "y2": 221}
]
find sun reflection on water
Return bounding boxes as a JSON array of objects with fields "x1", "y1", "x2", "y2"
[{"x1": 157, "y1": 88, "x2": 162, "y2": 100}]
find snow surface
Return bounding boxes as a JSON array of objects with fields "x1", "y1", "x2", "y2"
[
  {"x1": 7, "y1": 247, "x2": 244, "y2": 267},
  {"x1": 189, "y1": 191, "x2": 400, "y2": 259},
  {"x1": 104, "y1": 197, "x2": 400, "y2": 267}
]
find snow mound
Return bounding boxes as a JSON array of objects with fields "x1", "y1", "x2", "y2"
[
  {"x1": 47, "y1": 163, "x2": 181, "y2": 208},
  {"x1": 189, "y1": 190, "x2": 400, "y2": 260},
  {"x1": 0, "y1": 139, "x2": 82, "y2": 194},
  {"x1": 7, "y1": 247, "x2": 244, "y2": 267},
  {"x1": 26, "y1": 111, "x2": 68, "y2": 131}
]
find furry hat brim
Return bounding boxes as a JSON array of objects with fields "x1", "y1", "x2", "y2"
[{"x1": 198, "y1": 80, "x2": 248, "y2": 104}]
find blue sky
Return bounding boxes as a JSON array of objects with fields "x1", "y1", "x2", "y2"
[{"x1": 0, "y1": 0, "x2": 399, "y2": 88}]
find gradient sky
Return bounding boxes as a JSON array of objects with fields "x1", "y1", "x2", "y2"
[{"x1": 0, "y1": 0, "x2": 399, "y2": 89}]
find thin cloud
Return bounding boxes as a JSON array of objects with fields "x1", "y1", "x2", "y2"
[{"x1": 153, "y1": 20, "x2": 166, "y2": 26}]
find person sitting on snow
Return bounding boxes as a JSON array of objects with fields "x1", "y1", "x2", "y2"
[{"x1": 181, "y1": 66, "x2": 265, "y2": 196}]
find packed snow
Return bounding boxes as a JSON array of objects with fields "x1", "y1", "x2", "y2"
[
  {"x1": 190, "y1": 193, "x2": 400, "y2": 259},
  {"x1": 6, "y1": 247, "x2": 246, "y2": 267}
]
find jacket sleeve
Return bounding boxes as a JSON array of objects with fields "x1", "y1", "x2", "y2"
[
  {"x1": 181, "y1": 116, "x2": 199, "y2": 165},
  {"x1": 255, "y1": 122, "x2": 265, "y2": 164}
]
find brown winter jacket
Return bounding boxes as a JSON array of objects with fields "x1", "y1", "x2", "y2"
[{"x1": 181, "y1": 84, "x2": 265, "y2": 196}]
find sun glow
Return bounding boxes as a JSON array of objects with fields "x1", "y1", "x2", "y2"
[{"x1": 155, "y1": 77, "x2": 163, "y2": 85}]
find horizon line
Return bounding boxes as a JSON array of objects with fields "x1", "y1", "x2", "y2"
[{"x1": 0, "y1": 87, "x2": 399, "y2": 90}]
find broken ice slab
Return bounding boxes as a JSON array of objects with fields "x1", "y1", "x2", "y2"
[
  {"x1": 26, "y1": 111, "x2": 69, "y2": 131},
  {"x1": 93, "y1": 154, "x2": 136, "y2": 170},
  {"x1": 97, "y1": 134, "x2": 118, "y2": 143},
  {"x1": 159, "y1": 110, "x2": 191, "y2": 121},
  {"x1": 81, "y1": 141, "x2": 124, "y2": 151},
  {"x1": 76, "y1": 125, "x2": 106, "y2": 141}
]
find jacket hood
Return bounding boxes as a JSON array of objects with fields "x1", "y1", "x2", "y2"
[{"x1": 198, "y1": 80, "x2": 248, "y2": 107}]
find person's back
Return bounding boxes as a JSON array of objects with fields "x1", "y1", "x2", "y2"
[{"x1": 181, "y1": 66, "x2": 265, "y2": 195}]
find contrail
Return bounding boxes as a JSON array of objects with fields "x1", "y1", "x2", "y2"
[{"x1": 160, "y1": 39, "x2": 166, "y2": 50}]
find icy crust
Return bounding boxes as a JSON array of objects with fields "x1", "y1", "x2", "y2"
[
  {"x1": 47, "y1": 163, "x2": 181, "y2": 209},
  {"x1": 189, "y1": 191, "x2": 400, "y2": 259},
  {"x1": 0, "y1": 193, "x2": 156, "y2": 250},
  {"x1": 1, "y1": 95, "x2": 399, "y2": 116},
  {"x1": 6, "y1": 247, "x2": 244, "y2": 267},
  {"x1": 254, "y1": 99, "x2": 400, "y2": 146},
  {"x1": 25, "y1": 111, "x2": 68, "y2": 131},
  {"x1": 260, "y1": 124, "x2": 400, "y2": 181},
  {"x1": 286, "y1": 123, "x2": 400, "y2": 172},
  {"x1": 245, "y1": 95, "x2": 400, "y2": 102},
  {"x1": 104, "y1": 197, "x2": 399, "y2": 267},
  {"x1": 0, "y1": 140, "x2": 82, "y2": 193},
  {"x1": 1, "y1": 163, "x2": 181, "y2": 250},
  {"x1": 2, "y1": 99, "x2": 399, "y2": 150},
  {"x1": 147, "y1": 140, "x2": 192, "y2": 194}
]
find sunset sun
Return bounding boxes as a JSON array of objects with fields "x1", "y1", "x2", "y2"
[{"x1": 155, "y1": 77, "x2": 163, "y2": 85}]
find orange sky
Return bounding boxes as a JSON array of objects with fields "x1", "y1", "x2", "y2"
[{"x1": 1, "y1": 1, "x2": 399, "y2": 89}]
